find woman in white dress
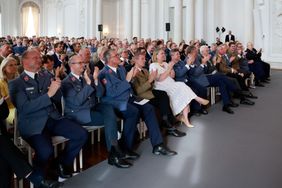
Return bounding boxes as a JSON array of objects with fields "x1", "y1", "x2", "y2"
[{"x1": 149, "y1": 48, "x2": 209, "y2": 127}]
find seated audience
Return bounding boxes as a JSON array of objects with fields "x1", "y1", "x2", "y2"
[
  {"x1": 8, "y1": 49, "x2": 88, "y2": 180},
  {"x1": 149, "y1": 48, "x2": 209, "y2": 127},
  {"x1": 99, "y1": 49, "x2": 177, "y2": 158},
  {"x1": 130, "y1": 51, "x2": 186, "y2": 137},
  {"x1": 61, "y1": 55, "x2": 131, "y2": 168}
]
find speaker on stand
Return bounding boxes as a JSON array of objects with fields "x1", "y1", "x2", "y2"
[
  {"x1": 165, "y1": 23, "x2": 170, "y2": 41},
  {"x1": 98, "y1": 24, "x2": 103, "y2": 40}
]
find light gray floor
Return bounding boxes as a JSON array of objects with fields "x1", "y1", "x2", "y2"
[{"x1": 64, "y1": 70, "x2": 282, "y2": 188}]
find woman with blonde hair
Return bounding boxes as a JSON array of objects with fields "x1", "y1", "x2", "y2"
[
  {"x1": 150, "y1": 48, "x2": 209, "y2": 128},
  {"x1": 0, "y1": 57, "x2": 18, "y2": 125}
]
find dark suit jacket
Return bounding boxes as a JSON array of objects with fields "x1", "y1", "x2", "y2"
[
  {"x1": 61, "y1": 73, "x2": 104, "y2": 124},
  {"x1": 225, "y1": 34, "x2": 235, "y2": 42},
  {"x1": 95, "y1": 60, "x2": 105, "y2": 70},
  {"x1": 52, "y1": 53, "x2": 62, "y2": 68},
  {"x1": 8, "y1": 70, "x2": 62, "y2": 138},
  {"x1": 98, "y1": 65, "x2": 131, "y2": 111}
]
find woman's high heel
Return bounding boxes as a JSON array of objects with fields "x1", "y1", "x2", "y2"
[{"x1": 180, "y1": 115, "x2": 194, "y2": 128}]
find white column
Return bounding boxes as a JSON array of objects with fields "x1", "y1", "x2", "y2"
[
  {"x1": 149, "y1": 0, "x2": 156, "y2": 39},
  {"x1": 132, "y1": 0, "x2": 141, "y2": 38},
  {"x1": 96, "y1": 0, "x2": 103, "y2": 39},
  {"x1": 206, "y1": 0, "x2": 215, "y2": 44},
  {"x1": 124, "y1": 0, "x2": 132, "y2": 40},
  {"x1": 194, "y1": 0, "x2": 204, "y2": 40},
  {"x1": 174, "y1": 0, "x2": 183, "y2": 44},
  {"x1": 88, "y1": 0, "x2": 95, "y2": 38},
  {"x1": 141, "y1": 0, "x2": 149, "y2": 39},
  {"x1": 186, "y1": 0, "x2": 194, "y2": 42},
  {"x1": 244, "y1": 0, "x2": 254, "y2": 44}
]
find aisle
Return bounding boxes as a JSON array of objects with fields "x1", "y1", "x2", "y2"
[{"x1": 64, "y1": 70, "x2": 282, "y2": 188}]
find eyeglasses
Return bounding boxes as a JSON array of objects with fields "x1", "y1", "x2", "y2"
[
  {"x1": 110, "y1": 54, "x2": 119, "y2": 58},
  {"x1": 71, "y1": 62, "x2": 84, "y2": 65}
]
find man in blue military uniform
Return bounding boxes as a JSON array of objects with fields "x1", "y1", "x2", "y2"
[
  {"x1": 99, "y1": 49, "x2": 177, "y2": 158},
  {"x1": 9, "y1": 49, "x2": 88, "y2": 180},
  {"x1": 61, "y1": 55, "x2": 131, "y2": 168}
]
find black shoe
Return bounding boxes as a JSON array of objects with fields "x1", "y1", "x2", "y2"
[
  {"x1": 228, "y1": 101, "x2": 239, "y2": 108},
  {"x1": 152, "y1": 144, "x2": 177, "y2": 156},
  {"x1": 255, "y1": 82, "x2": 265, "y2": 87},
  {"x1": 245, "y1": 93, "x2": 258, "y2": 99},
  {"x1": 222, "y1": 105, "x2": 234, "y2": 114},
  {"x1": 123, "y1": 150, "x2": 140, "y2": 160},
  {"x1": 38, "y1": 180, "x2": 64, "y2": 188},
  {"x1": 57, "y1": 164, "x2": 72, "y2": 179},
  {"x1": 199, "y1": 109, "x2": 208, "y2": 115},
  {"x1": 108, "y1": 155, "x2": 132, "y2": 168},
  {"x1": 240, "y1": 99, "x2": 255, "y2": 105},
  {"x1": 167, "y1": 129, "x2": 186, "y2": 137}
]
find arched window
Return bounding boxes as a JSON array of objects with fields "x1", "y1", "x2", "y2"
[{"x1": 21, "y1": 2, "x2": 40, "y2": 37}]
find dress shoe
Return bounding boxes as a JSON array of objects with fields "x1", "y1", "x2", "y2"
[
  {"x1": 123, "y1": 150, "x2": 140, "y2": 160},
  {"x1": 167, "y1": 129, "x2": 186, "y2": 137},
  {"x1": 228, "y1": 101, "x2": 239, "y2": 108},
  {"x1": 245, "y1": 93, "x2": 258, "y2": 99},
  {"x1": 108, "y1": 155, "x2": 132, "y2": 168},
  {"x1": 152, "y1": 144, "x2": 177, "y2": 156},
  {"x1": 37, "y1": 180, "x2": 63, "y2": 188},
  {"x1": 57, "y1": 164, "x2": 72, "y2": 179},
  {"x1": 255, "y1": 82, "x2": 265, "y2": 87},
  {"x1": 200, "y1": 109, "x2": 208, "y2": 115},
  {"x1": 240, "y1": 99, "x2": 255, "y2": 105},
  {"x1": 222, "y1": 105, "x2": 234, "y2": 114}
]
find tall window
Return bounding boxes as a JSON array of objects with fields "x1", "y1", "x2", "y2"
[{"x1": 22, "y1": 2, "x2": 39, "y2": 37}]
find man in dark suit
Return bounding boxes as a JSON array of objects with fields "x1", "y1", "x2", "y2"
[
  {"x1": 225, "y1": 30, "x2": 235, "y2": 42},
  {"x1": 61, "y1": 55, "x2": 131, "y2": 168},
  {"x1": 52, "y1": 42, "x2": 64, "y2": 68},
  {"x1": 9, "y1": 49, "x2": 88, "y2": 180},
  {"x1": 245, "y1": 42, "x2": 270, "y2": 86},
  {"x1": 0, "y1": 95, "x2": 63, "y2": 188},
  {"x1": 99, "y1": 49, "x2": 177, "y2": 157}
]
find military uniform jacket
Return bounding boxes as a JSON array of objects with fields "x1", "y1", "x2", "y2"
[
  {"x1": 131, "y1": 69, "x2": 155, "y2": 100},
  {"x1": 61, "y1": 73, "x2": 104, "y2": 124},
  {"x1": 8, "y1": 70, "x2": 62, "y2": 138},
  {"x1": 98, "y1": 65, "x2": 131, "y2": 111}
]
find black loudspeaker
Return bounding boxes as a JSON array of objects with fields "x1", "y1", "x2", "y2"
[
  {"x1": 98, "y1": 24, "x2": 103, "y2": 32},
  {"x1": 165, "y1": 23, "x2": 170, "y2": 32}
]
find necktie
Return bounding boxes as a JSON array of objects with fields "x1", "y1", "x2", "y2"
[
  {"x1": 34, "y1": 73, "x2": 40, "y2": 92},
  {"x1": 79, "y1": 76, "x2": 84, "y2": 87},
  {"x1": 116, "y1": 68, "x2": 121, "y2": 79}
]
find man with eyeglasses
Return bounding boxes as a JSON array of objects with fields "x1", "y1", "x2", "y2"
[{"x1": 61, "y1": 55, "x2": 132, "y2": 168}]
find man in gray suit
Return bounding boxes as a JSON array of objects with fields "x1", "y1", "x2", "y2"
[
  {"x1": 9, "y1": 49, "x2": 88, "y2": 180},
  {"x1": 61, "y1": 55, "x2": 131, "y2": 168}
]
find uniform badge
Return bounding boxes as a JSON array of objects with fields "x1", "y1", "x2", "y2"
[
  {"x1": 24, "y1": 76, "x2": 29, "y2": 81},
  {"x1": 102, "y1": 78, "x2": 107, "y2": 85},
  {"x1": 71, "y1": 77, "x2": 76, "y2": 82}
]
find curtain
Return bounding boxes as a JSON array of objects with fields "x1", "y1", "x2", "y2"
[{"x1": 22, "y1": 3, "x2": 39, "y2": 37}]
